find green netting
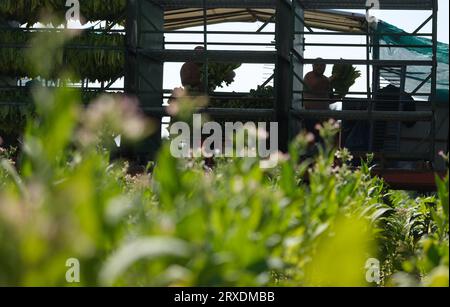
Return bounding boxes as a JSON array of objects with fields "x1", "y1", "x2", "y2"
[{"x1": 376, "y1": 21, "x2": 449, "y2": 103}]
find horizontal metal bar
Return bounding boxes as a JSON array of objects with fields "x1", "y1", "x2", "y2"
[
  {"x1": 142, "y1": 49, "x2": 276, "y2": 63},
  {"x1": 303, "y1": 59, "x2": 433, "y2": 66},
  {"x1": 0, "y1": 27, "x2": 125, "y2": 34},
  {"x1": 291, "y1": 109, "x2": 433, "y2": 122},
  {"x1": 352, "y1": 151, "x2": 431, "y2": 161},
  {"x1": 144, "y1": 30, "x2": 276, "y2": 35},
  {"x1": 163, "y1": 90, "x2": 257, "y2": 96},
  {"x1": 303, "y1": 43, "x2": 432, "y2": 48},
  {"x1": 142, "y1": 107, "x2": 275, "y2": 119},
  {"x1": 301, "y1": 97, "x2": 432, "y2": 104},
  {"x1": 0, "y1": 43, "x2": 124, "y2": 51},
  {"x1": 164, "y1": 41, "x2": 275, "y2": 46},
  {"x1": 162, "y1": 95, "x2": 275, "y2": 101},
  {"x1": 292, "y1": 90, "x2": 431, "y2": 96},
  {"x1": 0, "y1": 86, "x2": 125, "y2": 92},
  {"x1": 151, "y1": 0, "x2": 278, "y2": 9},
  {"x1": 299, "y1": 1, "x2": 434, "y2": 10},
  {"x1": 401, "y1": 136, "x2": 447, "y2": 143},
  {"x1": 296, "y1": 31, "x2": 433, "y2": 36}
]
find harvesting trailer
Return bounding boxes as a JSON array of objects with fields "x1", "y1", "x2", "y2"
[{"x1": 0, "y1": 0, "x2": 448, "y2": 190}]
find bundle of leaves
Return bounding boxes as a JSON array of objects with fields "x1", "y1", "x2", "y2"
[
  {"x1": 0, "y1": 30, "x2": 125, "y2": 82},
  {"x1": 331, "y1": 63, "x2": 361, "y2": 97},
  {"x1": 0, "y1": 0, "x2": 126, "y2": 26},
  {"x1": 201, "y1": 63, "x2": 241, "y2": 92},
  {"x1": 209, "y1": 86, "x2": 274, "y2": 109},
  {"x1": 208, "y1": 86, "x2": 274, "y2": 127}
]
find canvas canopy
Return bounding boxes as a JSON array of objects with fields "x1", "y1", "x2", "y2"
[{"x1": 164, "y1": 8, "x2": 366, "y2": 32}]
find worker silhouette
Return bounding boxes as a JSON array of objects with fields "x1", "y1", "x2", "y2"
[
  {"x1": 168, "y1": 46, "x2": 205, "y2": 105},
  {"x1": 179, "y1": 46, "x2": 236, "y2": 94},
  {"x1": 303, "y1": 58, "x2": 336, "y2": 138},
  {"x1": 180, "y1": 46, "x2": 205, "y2": 93}
]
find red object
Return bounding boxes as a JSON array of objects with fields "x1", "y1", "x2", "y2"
[{"x1": 371, "y1": 169, "x2": 447, "y2": 191}]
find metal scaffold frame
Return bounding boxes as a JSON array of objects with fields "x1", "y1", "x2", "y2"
[
  {"x1": 125, "y1": 0, "x2": 445, "y2": 186},
  {"x1": 289, "y1": 0, "x2": 440, "y2": 169},
  {"x1": 0, "y1": 0, "x2": 446, "y2": 186}
]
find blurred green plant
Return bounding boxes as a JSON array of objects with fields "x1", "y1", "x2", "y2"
[{"x1": 0, "y1": 27, "x2": 448, "y2": 287}]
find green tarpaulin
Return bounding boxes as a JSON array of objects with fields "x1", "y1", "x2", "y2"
[{"x1": 376, "y1": 21, "x2": 449, "y2": 104}]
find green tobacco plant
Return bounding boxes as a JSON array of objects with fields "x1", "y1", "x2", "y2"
[
  {"x1": 0, "y1": 0, "x2": 126, "y2": 25},
  {"x1": 200, "y1": 62, "x2": 241, "y2": 92},
  {"x1": 0, "y1": 27, "x2": 448, "y2": 287}
]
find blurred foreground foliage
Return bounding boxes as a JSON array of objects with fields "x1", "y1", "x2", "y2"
[{"x1": 0, "y1": 30, "x2": 448, "y2": 287}]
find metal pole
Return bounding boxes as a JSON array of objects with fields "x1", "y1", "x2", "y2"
[
  {"x1": 430, "y1": 0, "x2": 438, "y2": 166},
  {"x1": 366, "y1": 6, "x2": 374, "y2": 152},
  {"x1": 202, "y1": 0, "x2": 208, "y2": 94},
  {"x1": 275, "y1": 0, "x2": 293, "y2": 152}
]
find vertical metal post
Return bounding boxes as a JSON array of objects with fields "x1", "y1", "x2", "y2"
[
  {"x1": 372, "y1": 31, "x2": 380, "y2": 94},
  {"x1": 366, "y1": 6, "x2": 374, "y2": 152},
  {"x1": 203, "y1": 0, "x2": 208, "y2": 94},
  {"x1": 125, "y1": 0, "x2": 164, "y2": 161},
  {"x1": 430, "y1": 0, "x2": 438, "y2": 166},
  {"x1": 275, "y1": 0, "x2": 293, "y2": 153},
  {"x1": 291, "y1": 0, "x2": 304, "y2": 138},
  {"x1": 398, "y1": 65, "x2": 407, "y2": 151}
]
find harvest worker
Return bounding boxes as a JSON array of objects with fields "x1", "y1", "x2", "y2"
[
  {"x1": 170, "y1": 47, "x2": 239, "y2": 168},
  {"x1": 179, "y1": 46, "x2": 205, "y2": 93},
  {"x1": 303, "y1": 59, "x2": 336, "y2": 137},
  {"x1": 179, "y1": 46, "x2": 237, "y2": 94}
]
